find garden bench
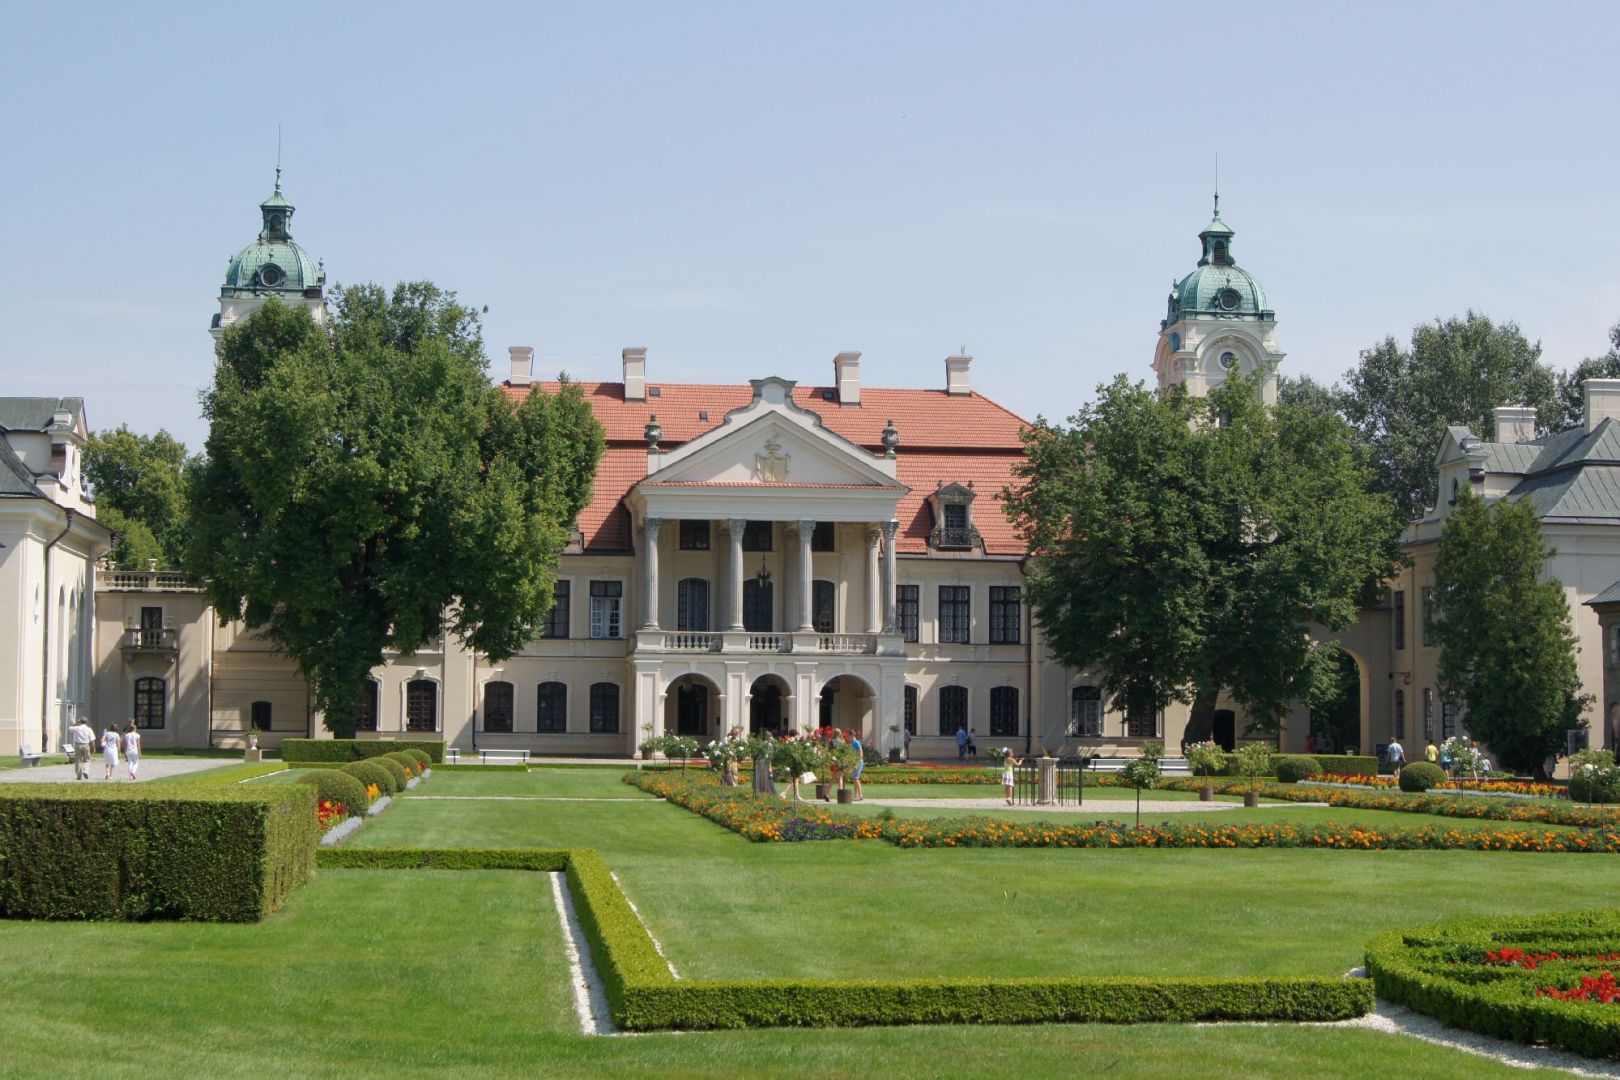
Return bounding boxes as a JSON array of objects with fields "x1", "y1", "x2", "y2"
[
  {"x1": 18, "y1": 748, "x2": 43, "y2": 768},
  {"x1": 477, "y1": 748, "x2": 531, "y2": 765},
  {"x1": 445, "y1": 748, "x2": 461, "y2": 764}
]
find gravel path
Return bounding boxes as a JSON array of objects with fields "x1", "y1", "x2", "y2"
[
  {"x1": 0, "y1": 758, "x2": 230, "y2": 784},
  {"x1": 861, "y1": 797, "x2": 1329, "y2": 814}
]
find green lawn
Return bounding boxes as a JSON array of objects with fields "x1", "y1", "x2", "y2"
[{"x1": 0, "y1": 764, "x2": 1603, "y2": 1076}]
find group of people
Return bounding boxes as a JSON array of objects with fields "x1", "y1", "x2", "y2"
[
  {"x1": 954, "y1": 724, "x2": 979, "y2": 759},
  {"x1": 1384, "y1": 737, "x2": 1492, "y2": 778},
  {"x1": 714, "y1": 725, "x2": 868, "y2": 801},
  {"x1": 65, "y1": 717, "x2": 141, "y2": 781}
]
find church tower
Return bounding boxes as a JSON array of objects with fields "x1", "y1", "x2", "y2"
[
  {"x1": 210, "y1": 169, "x2": 327, "y2": 346},
  {"x1": 1153, "y1": 199, "x2": 1283, "y2": 404}
]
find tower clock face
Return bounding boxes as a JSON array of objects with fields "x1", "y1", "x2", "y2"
[
  {"x1": 259, "y1": 264, "x2": 284, "y2": 288},
  {"x1": 1218, "y1": 287, "x2": 1241, "y2": 311}
]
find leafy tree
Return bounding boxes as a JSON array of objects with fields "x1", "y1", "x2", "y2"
[
  {"x1": 1342, "y1": 313, "x2": 1556, "y2": 523},
  {"x1": 189, "y1": 286, "x2": 605, "y2": 736},
  {"x1": 1429, "y1": 490, "x2": 1587, "y2": 776},
  {"x1": 1300, "y1": 645, "x2": 1360, "y2": 753},
  {"x1": 83, "y1": 425, "x2": 198, "y2": 568},
  {"x1": 1006, "y1": 374, "x2": 1402, "y2": 744},
  {"x1": 1552, "y1": 320, "x2": 1620, "y2": 432},
  {"x1": 1277, "y1": 373, "x2": 1348, "y2": 419}
]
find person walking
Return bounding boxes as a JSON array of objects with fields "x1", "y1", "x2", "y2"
[
  {"x1": 100, "y1": 726, "x2": 120, "y2": 780},
  {"x1": 1425, "y1": 740, "x2": 1439, "y2": 765},
  {"x1": 1387, "y1": 737, "x2": 1406, "y2": 775},
  {"x1": 956, "y1": 724, "x2": 968, "y2": 760},
  {"x1": 966, "y1": 728, "x2": 978, "y2": 759},
  {"x1": 123, "y1": 723, "x2": 142, "y2": 781},
  {"x1": 1001, "y1": 750, "x2": 1023, "y2": 806},
  {"x1": 67, "y1": 716, "x2": 96, "y2": 780},
  {"x1": 850, "y1": 731, "x2": 865, "y2": 801}
]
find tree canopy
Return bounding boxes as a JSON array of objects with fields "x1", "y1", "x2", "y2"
[
  {"x1": 83, "y1": 425, "x2": 198, "y2": 569},
  {"x1": 1005, "y1": 374, "x2": 1401, "y2": 740},
  {"x1": 1553, "y1": 320, "x2": 1620, "y2": 432},
  {"x1": 1429, "y1": 490, "x2": 1587, "y2": 775},
  {"x1": 1340, "y1": 313, "x2": 1555, "y2": 523},
  {"x1": 188, "y1": 285, "x2": 606, "y2": 735}
]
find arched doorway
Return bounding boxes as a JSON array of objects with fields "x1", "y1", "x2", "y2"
[
  {"x1": 663, "y1": 674, "x2": 721, "y2": 739},
  {"x1": 817, "y1": 674, "x2": 877, "y2": 738},
  {"x1": 749, "y1": 674, "x2": 791, "y2": 736},
  {"x1": 1307, "y1": 646, "x2": 1366, "y2": 754}
]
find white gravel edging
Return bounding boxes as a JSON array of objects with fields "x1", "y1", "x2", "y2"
[
  {"x1": 366, "y1": 795, "x2": 392, "y2": 817},
  {"x1": 549, "y1": 872, "x2": 617, "y2": 1035},
  {"x1": 319, "y1": 816, "x2": 364, "y2": 846}
]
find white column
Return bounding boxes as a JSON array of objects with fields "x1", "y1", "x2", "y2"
[
  {"x1": 727, "y1": 517, "x2": 746, "y2": 630},
  {"x1": 783, "y1": 523, "x2": 800, "y2": 630},
  {"x1": 866, "y1": 526, "x2": 882, "y2": 633},
  {"x1": 881, "y1": 519, "x2": 898, "y2": 633},
  {"x1": 641, "y1": 517, "x2": 663, "y2": 630},
  {"x1": 797, "y1": 519, "x2": 816, "y2": 632}
]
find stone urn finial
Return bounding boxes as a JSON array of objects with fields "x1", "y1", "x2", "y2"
[
  {"x1": 645, "y1": 413, "x2": 662, "y2": 450},
  {"x1": 881, "y1": 418, "x2": 900, "y2": 459}
]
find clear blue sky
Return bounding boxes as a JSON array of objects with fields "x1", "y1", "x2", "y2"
[{"x1": 4, "y1": 1, "x2": 1618, "y2": 450}]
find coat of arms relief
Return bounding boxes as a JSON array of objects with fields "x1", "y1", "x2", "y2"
[{"x1": 754, "y1": 436, "x2": 791, "y2": 482}]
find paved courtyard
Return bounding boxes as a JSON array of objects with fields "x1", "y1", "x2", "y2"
[{"x1": 0, "y1": 757, "x2": 234, "y2": 784}]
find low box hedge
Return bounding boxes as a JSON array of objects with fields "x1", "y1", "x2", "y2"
[
  {"x1": 279, "y1": 738, "x2": 446, "y2": 764},
  {"x1": 1310, "y1": 754, "x2": 1379, "y2": 777},
  {"x1": 0, "y1": 782, "x2": 316, "y2": 921}
]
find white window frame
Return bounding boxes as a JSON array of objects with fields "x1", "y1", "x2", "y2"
[{"x1": 589, "y1": 579, "x2": 625, "y2": 640}]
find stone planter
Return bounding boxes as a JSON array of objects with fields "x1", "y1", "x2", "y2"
[
  {"x1": 1242, "y1": 790, "x2": 1260, "y2": 808},
  {"x1": 815, "y1": 783, "x2": 831, "y2": 802},
  {"x1": 836, "y1": 788, "x2": 854, "y2": 804},
  {"x1": 1198, "y1": 784, "x2": 1214, "y2": 802},
  {"x1": 888, "y1": 748, "x2": 902, "y2": 764}
]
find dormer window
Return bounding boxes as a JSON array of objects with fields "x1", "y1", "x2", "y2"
[{"x1": 928, "y1": 483, "x2": 981, "y2": 552}]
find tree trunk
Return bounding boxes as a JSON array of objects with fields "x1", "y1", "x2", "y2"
[{"x1": 1183, "y1": 682, "x2": 1221, "y2": 747}]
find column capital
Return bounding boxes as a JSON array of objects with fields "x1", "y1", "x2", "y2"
[
  {"x1": 797, "y1": 518, "x2": 818, "y2": 534},
  {"x1": 727, "y1": 516, "x2": 747, "y2": 533},
  {"x1": 644, "y1": 516, "x2": 664, "y2": 532},
  {"x1": 881, "y1": 519, "x2": 899, "y2": 540},
  {"x1": 865, "y1": 524, "x2": 882, "y2": 547}
]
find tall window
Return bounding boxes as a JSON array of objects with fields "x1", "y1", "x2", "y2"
[
  {"x1": 679, "y1": 520, "x2": 710, "y2": 550},
  {"x1": 744, "y1": 578, "x2": 773, "y2": 633},
  {"x1": 1393, "y1": 688, "x2": 1406, "y2": 740},
  {"x1": 989, "y1": 586, "x2": 1021, "y2": 644},
  {"x1": 939, "y1": 685, "x2": 968, "y2": 736},
  {"x1": 989, "y1": 686, "x2": 1019, "y2": 737},
  {"x1": 677, "y1": 578, "x2": 710, "y2": 631},
  {"x1": 1421, "y1": 586, "x2": 1435, "y2": 647},
  {"x1": 1126, "y1": 702, "x2": 1157, "y2": 739},
  {"x1": 811, "y1": 521, "x2": 835, "y2": 552},
  {"x1": 1422, "y1": 688, "x2": 1434, "y2": 741},
  {"x1": 1441, "y1": 700, "x2": 1458, "y2": 740},
  {"x1": 406, "y1": 679, "x2": 437, "y2": 732},
  {"x1": 589, "y1": 683, "x2": 620, "y2": 733},
  {"x1": 356, "y1": 679, "x2": 379, "y2": 732},
  {"x1": 133, "y1": 677, "x2": 165, "y2": 729},
  {"x1": 939, "y1": 586, "x2": 971, "y2": 644},
  {"x1": 886, "y1": 585, "x2": 914, "y2": 644},
  {"x1": 138, "y1": 605, "x2": 164, "y2": 648},
  {"x1": 537, "y1": 682, "x2": 568, "y2": 733},
  {"x1": 903, "y1": 685, "x2": 917, "y2": 735},
  {"x1": 742, "y1": 520, "x2": 773, "y2": 551},
  {"x1": 589, "y1": 580, "x2": 622, "y2": 639},
  {"x1": 543, "y1": 581, "x2": 570, "y2": 639},
  {"x1": 1393, "y1": 590, "x2": 1406, "y2": 651},
  {"x1": 812, "y1": 580, "x2": 836, "y2": 633},
  {"x1": 483, "y1": 681, "x2": 514, "y2": 733},
  {"x1": 250, "y1": 700, "x2": 272, "y2": 731},
  {"x1": 1071, "y1": 686, "x2": 1102, "y2": 737}
]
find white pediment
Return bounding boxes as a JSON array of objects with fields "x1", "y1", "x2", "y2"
[{"x1": 648, "y1": 415, "x2": 895, "y2": 488}]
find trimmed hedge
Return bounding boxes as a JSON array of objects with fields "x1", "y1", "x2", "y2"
[
  {"x1": 0, "y1": 782, "x2": 316, "y2": 921},
  {"x1": 1275, "y1": 755, "x2": 1322, "y2": 783},
  {"x1": 341, "y1": 760, "x2": 396, "y2": 797},
  {"x1": 1309, "y1": 755, "x2": 1380, "y2": 778},
  {"x1": 279, "y1": 738, "x2": 446, "y2": 764},
  {"x1": 1367, "y1": 909, "x2": 1620, "y2": 1058},
  {"x1": 402, "y1": 749, "x2": 432, "y2": 770},
  {"x1": 295, "y1": 769, "x2": 369, "y2": 818},
  {"x1": 316, "y1": 845, "x2": 1372, "y2": 1031},
  {"x1": 372, "y1": 756, "x2": 410, "y2": 789},
  {"x1": 384, "y1": 751, "x2": 420, "y2": 777},
  {"x1": 1399, "y1": 761, "x2": 1447, "y2": 793}
]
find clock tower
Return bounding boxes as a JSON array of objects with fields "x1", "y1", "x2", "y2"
[
  {"x1": 210, "y1": 168, "x2": 327, "y2": 348},
  {"x1": 1153, "y1": 198, "x2": 1283, "y2": 404}
]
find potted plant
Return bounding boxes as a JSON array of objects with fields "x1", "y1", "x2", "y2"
[
  {"x1": 772, "y1": 738, "x2": 827, "y2": 808},
  {"x1": 829, "y1": 741, "x2": 861, "y2": 803},
  {"x1": 1233, "y1": 742, "x2": 1275, "y2": 808},
  {"x1": 1120, "y1": 749, "x2": 1161, "y2": 828},
  {"x1": 1186, "y1": 741, "x2": 1226, "y2": 801}
]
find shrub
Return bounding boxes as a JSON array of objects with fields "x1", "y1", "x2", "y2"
[
  {"x1": 295, "y1": 769, "x2": 369, "y2": 818},
  {"x1": 0, "y1": 783, "x2": 316, "y2": 921},
  {"x1": 1398, "y1": 761, "x2": 1446, "y2": 793},
  {"x1": 402, "y1": 749, "x2": 432, "y2": 770},
  {"x1": 278, "y1": 738, "x2": 445, "y2": 763},
  {"x1": 1275, "y1": 755, "x2": 1322, "y2": 784},
  {"x1": 384, "y1": 751, "x2": 420, "y2": 778},
  {"x1": 342, "y1": 760, "x2": 397, "y2": 797},
  {"x1": 1308, "y1": 754, "x2": 1379, "y2": 778},
  {"x1": 1569, "y1": 749, "x2": 1620, "y2": 804},
  {"x1": 372, "y1": 756, "x2": 410, "y2": 789}
]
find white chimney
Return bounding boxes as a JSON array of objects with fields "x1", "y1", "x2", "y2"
[
  {"x1": 833, "y1": 351, "x2": 861, "y2": 405},
  {"x1": 623, "y1": 347, "x2": 647, "y2": 401},
  {"x1": 508, "y1": 346, "x2": 533, "y2": 386},
  {"x1": 1587, "y1": 379, "x2": 1620, "y2": 433},
  {"x1": 1493, "y1": 406, "x2": 1536, "y2": 444},
  {"x1": 945, "y1": 351, "x2": 972, "y2": 396}
]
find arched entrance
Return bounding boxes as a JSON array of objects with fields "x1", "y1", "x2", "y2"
[
  {"x1": 1307, "y1": 646, "x2": 1368, "y2": 754},
  {"x1": 749, "y1": 674, "x2": 791, "y2": 736},
  {"x1": 663, "y1": 674, "x2": 722, "y2": 739},
  {"x1": 816, "y1": 674, "x2": 877, "y2": 739}
]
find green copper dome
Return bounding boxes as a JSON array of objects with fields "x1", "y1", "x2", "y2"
[
  {"x1": 1161, "y1": 204, "x2": 1271, "y2": 329},
  {"x1": 221, "y1": 169, "x2": 325, "y2": 299}
]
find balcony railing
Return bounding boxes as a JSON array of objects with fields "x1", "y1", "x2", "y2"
[
  {"x1": 102, "y1": 569, "x2": 198, "y2": 592},
  {"x1": 747, "y1": 634, "x2": 789, "y2": 653},
  {"x1": 929, "y1": 525, "x2": 978, "y2": 551},
  {"x1": 817, "y1": 633, "x2": 877, "y2": 654},
  {"x1": 121, "y1": 626, "x2": 177, "y2": 653},
  {"x1": 661, "y1": 632, "x2": 719, "y2": 652}
]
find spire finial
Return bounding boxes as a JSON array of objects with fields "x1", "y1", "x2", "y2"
[
  {"x1": 274, "y1": 124, "x2": 283, "y2": 195},
  {"x1": 1213, "y1": 153, "x2": 1220, "y2": 218}
]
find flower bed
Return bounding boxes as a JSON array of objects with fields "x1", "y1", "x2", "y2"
[
  {"x1": 1318, "y1": 773, "x2": 1564, "y2": 798},
  {"x1": 1366, "y1": 909, "x2": 1620, "y2": 1058},
  {"x1": 626, "y1": 772, "x2": 1620, "y2": 853}
]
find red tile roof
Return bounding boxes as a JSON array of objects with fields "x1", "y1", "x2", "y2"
[{"x1": 506, "y1": 379, "x2": 1030, "y2": 556}]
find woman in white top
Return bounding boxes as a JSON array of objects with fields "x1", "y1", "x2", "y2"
[
  {"x1": 100, "y1": 727, "x2": 120, "y2": 780},
  {"x1": 1001, "y1": 750, "x2": 1022, "y2": 806},
  {"x1": 123, "y1": 723, "x2": 142, "y2": 781}
]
